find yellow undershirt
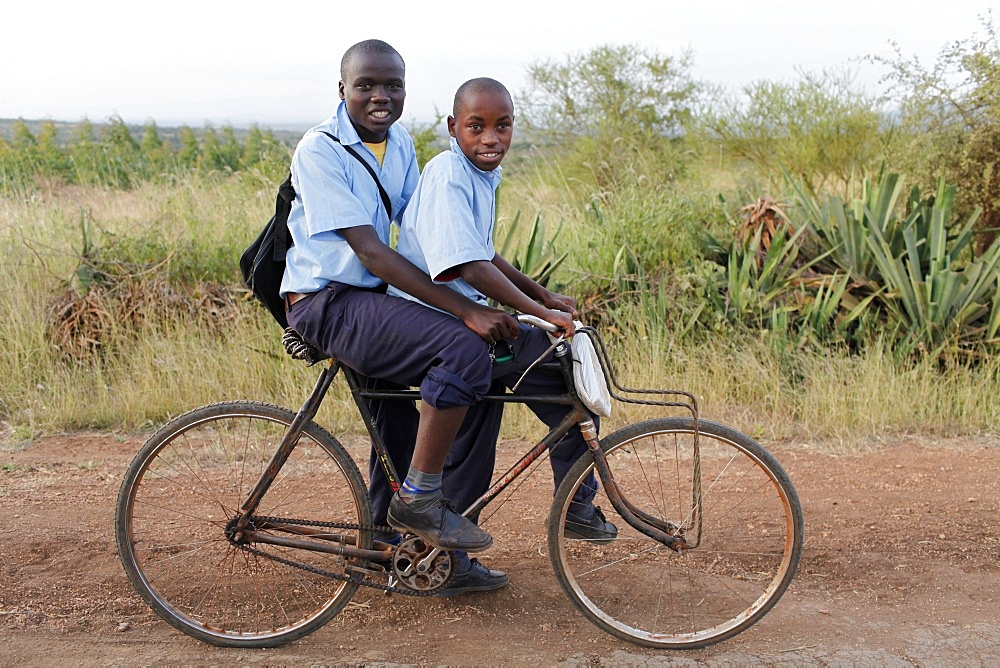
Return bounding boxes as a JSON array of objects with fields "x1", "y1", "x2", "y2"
[{"x1": 363, "y1": 140, "x2": 387, "y2": 166}]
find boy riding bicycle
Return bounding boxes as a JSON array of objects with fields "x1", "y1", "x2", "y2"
[
  {"x1": 117, "y1": 50, "x2": 801, "y2": 651},
  {"x1": 388, "y1": 77, "x2": 618, "y2": 572}
]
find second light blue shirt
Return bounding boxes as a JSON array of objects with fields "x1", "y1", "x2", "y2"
[{"x1": 389, "y1": 137, "x2": 502, "y2": 309}]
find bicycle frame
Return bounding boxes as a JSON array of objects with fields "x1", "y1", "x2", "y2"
[
  {"x1": 232, "y1": 331, "x2": 695, "y2": 561},
  {"x1": 116, "y1": 319, "x2": 803, "y2": 650}
]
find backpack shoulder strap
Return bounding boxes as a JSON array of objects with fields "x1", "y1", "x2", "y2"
[
  {"x1": 271, "y1": 172, "x2": 295, "y2": 260},
  {"x1": 316, "y1": 131, "x2": 393, "y2": 219}
]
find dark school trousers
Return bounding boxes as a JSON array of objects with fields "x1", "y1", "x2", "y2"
[
  {"x1": 286, "y1": 284, "x2": 497, "y2": 528},
  {"x1": 361, "y1": 376, "x2": 504, "y2": 529},
  {"x1": 288, "y1": 286, "x2": 597, "y2": 527},
  {"x1": 487, "y1": 324, "x2": 601, "y2": 514},
  {"x1": 361, "y1": 325, "x2": 600, "y2": 529},
  {"x1": 360, "y1": 323, "x2": 601, "y2": 528}
]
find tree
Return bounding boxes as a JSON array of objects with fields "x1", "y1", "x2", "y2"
[
  {"x1": 406, "y1": 113, "x2": 446, "y2": 169},
  {"x1": 177, "y1": 126, "x2": 201, "y2": 168},
  {"x1": 200, "y1": 125, "x2": 240, "y2": 172},
  {"x1": 242, "y1": 125, "x2": 291, "y2": 179},
  {"x1": 69, "y1": 118, "x2": 103, "y2": 184},
  {"x1": 10, "y1": 119, "x2": 40, "y2": 175},
  {"x1": 140, "y1": 121, "x2": 172, "y2": 177},
  {"x1": 702, "y1": 69, "x2": 887, "y2": 192},
  {"x1": 0, "y1": 130, "x2": 26, "y2": 190},
  {"x1": 37, "y1": 121, "x2": 71, "y2": 179},
  {"x1": 242, "y1": 125, "x2": 265, "y2": 167},
  {"x1": 518, "y1": 44, "x2": 696, "y2": 142},
  {"x1": 100, "y1": 115, "x2": 142, "y2": 188},
  {"x1": 516, "y1": 44, "x2": 699, "y2": 188},
  {"x1": 873, "y1": 13, "x2": 1000, "y2": 242},
  {"x1": 218, "y1": 125, "x2": 243, "y2": 171}
]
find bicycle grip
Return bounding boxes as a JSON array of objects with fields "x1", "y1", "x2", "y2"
[{"x1": 516, "y1": 314, "x2": 559, "y2": 332}]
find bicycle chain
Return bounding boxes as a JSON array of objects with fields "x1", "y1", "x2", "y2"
[{"x1": 236, "y1": 515, "x2": 437, "y2": 597}]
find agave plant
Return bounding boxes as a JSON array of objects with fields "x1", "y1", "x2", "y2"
[
  {"x1": 791, "y1": 170, "x2": 997, "y2": 354},
  {"x1": 864, "y1": 180, "x2": 997, "y2": 352},
  {"x1": 724, "y1": 219, "x2": 836, "y2": 325},
  {"x1": 789, "y1": 170, "x2": 905, "y2": 281},
  {"x1": 496, "y1": 209, "x2": 568, "y2": 288}
]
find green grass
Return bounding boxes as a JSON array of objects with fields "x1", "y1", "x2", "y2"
[{"x1": 3, "y1": 167, "x2": 1000, "y2": 452}]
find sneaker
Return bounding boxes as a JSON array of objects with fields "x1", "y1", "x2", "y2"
[
  {"x1": 436, "y1": 557, "x2": 509, "y2": 598},
  {"x1": 387, "y1": 493, "x2": 493, "y2": 552},
  {"x1": 564, "y1": 506, "x2": 618, "y2": 544}
]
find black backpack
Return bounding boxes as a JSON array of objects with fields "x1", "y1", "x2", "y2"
[{"x1": 239, "y1": 132, "x2": 392, "y2": 330}]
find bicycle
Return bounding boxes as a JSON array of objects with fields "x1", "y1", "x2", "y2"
[{"x1": 115, "y1": 315, "x2": 803, "y2": 650}]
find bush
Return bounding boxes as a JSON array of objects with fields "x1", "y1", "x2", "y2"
[
  {"x1": 516, "y1": 44, "x2": 699, "y2": 190},
  {"x1": 873, "y1": 14, "x2": 1000, "y2": 242},
  {"x1": 700, "y1": 68, "x2": 887, "y2": 193}
]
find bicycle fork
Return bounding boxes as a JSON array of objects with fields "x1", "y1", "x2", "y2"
[{"x1": 580, "y1": 418, "x2": 692, "y2": 552}]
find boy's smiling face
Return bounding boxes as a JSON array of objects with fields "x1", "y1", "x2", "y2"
[
  {"x1": 448, "y1": 89, "x2": 514, "y2": 172},
  {"x1": 339, "y1": 51, "x2": 406, "y2": 143}
]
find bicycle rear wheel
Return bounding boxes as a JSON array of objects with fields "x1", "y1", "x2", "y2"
[
  {"x1": 549, "y1": 418, "x2": 803, "y2": 649},
  {"x1": 116, "y1": 401, "x2": 372, "y2": 648}
]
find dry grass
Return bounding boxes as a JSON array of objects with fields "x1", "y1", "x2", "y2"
[
  {"x1": 4, "y1": 179, "x2": 1000, "y2": 450},
  {"x1": 46, "y1": 279, "x2": 240, "y2": 361}
]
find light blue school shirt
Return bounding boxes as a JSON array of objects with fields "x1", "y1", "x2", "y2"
[
  {"x1": 388, "y1": 137, "x2": 502, "y2": 309},
  {"x1": 280, "y1": 101, "x2": 419, "y2": 296}
]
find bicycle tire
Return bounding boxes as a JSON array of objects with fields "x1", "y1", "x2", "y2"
[
  {"x1": 115, "y1": 401, "x2": 372, "y2": 648},
  {"x1": 548, "y1": 417, "x2": 803, "y2": 649}
]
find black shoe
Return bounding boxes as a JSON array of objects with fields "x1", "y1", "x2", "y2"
[
  {"x1": 564, "y1": 506, "x2": 618, "y2": 544},
  {"x1": 387, "y1": 493, "x2": 493, "y2": 552},
  {"x1": 436, "y1": 558, "x2": 509, "y2": 598}
]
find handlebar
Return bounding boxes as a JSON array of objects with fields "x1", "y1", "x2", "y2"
[{"x1": 516, "y1": 313, "x2": 560, "y2": 333}]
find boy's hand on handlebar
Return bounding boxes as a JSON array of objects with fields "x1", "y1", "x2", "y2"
[
  {"x1": 544, "y1": 309, "x2": 576, "y2": 337},
  {"x1": 541, "y1": 291, "x2": 578, "y2": 317},
  {"x1": 462, "y1": 305, "x2": 520, "y2": 344}
]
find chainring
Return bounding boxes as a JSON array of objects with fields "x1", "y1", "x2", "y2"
[{"x1": 391, "y1": 536, "x2": 454, "y2": 592}]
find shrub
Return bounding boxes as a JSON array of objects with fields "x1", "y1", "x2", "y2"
[
  {"x1": 700, "y1": 68, "x2": 887, "y2": 193},
  {"x1": 516, "y1": 44, "x2": 699, "y2": 190},
  {"x1": 873, "y1": 14, "x2": 1000, "y2": 243}
]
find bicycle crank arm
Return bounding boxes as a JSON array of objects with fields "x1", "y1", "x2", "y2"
[
  {"x1": 416, "y1": 547, "x2": 443, "y2": 574},
  {"x1": 393, "y1": 548, "x2": 442, "y2": 578}
]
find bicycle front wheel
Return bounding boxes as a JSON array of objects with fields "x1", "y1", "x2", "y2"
[
  {"x1": 549, "y1": 418, "x2": 803, "y2": 649},
  {"x1": 116, "y1": 401, "x2": 372, "y2": 648}
]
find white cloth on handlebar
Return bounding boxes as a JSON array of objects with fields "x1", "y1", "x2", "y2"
[{"x1": 565, "y1": 321, "x2": 612, "y2": 418}]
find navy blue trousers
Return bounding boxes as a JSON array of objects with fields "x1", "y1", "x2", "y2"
[
  {"x1": 287, "y1": 286, "x2": 598, "y2": 527},
  {"x1": 359, "y1": 325, "x2": 601, "y2": 527}
]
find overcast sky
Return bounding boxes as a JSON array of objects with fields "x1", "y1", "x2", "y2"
[{"x1": 4, "y1": 1, "x2": 994, "y2": 130}]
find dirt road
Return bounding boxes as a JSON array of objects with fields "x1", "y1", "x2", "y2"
[{"x1": 1, "y1": 432, "x2": 997, "y2": 666}]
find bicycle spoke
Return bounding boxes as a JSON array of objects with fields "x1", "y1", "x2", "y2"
[
  {"x1": 549, "y1": 418, "x2": 802, "y2": 649},
  {"x1": 116, "y1": 402, "x2": 372, "y2": 647}
]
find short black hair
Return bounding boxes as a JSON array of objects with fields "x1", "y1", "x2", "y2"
[
  {"x1": 453, "y1": 78, "x2": 512, "y2": 116},
  {"x1": 340, "y1": 39, "x2": 404, "y2": 80}
]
